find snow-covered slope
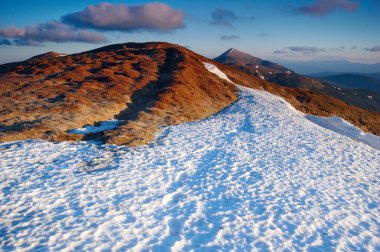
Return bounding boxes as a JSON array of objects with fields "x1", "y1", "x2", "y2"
[
  {"x1": 306, "y1": 115, "x2": 380, "y2": 151},
  {"x1": 204, "y1": 62, "x2": 380, "y2": 151},
  {"x1": 1, "y1": 83, "x2": 379, "y2": 250}
]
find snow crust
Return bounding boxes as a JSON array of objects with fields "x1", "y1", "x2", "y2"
[
  {"x1": 1, "y1": 85, "x2": 379, "y2": 251},
  {"x1": 69, "y1": 120, "x2": 121, "y2": 134}
]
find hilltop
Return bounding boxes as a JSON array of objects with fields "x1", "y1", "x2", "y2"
[{"x1": 0, "y1": 42, "x2": 237, "y2": 145}]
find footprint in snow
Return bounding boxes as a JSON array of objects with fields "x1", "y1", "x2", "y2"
[{"x1": 167, "y1": 217, "x2": 182, "y2": 236}]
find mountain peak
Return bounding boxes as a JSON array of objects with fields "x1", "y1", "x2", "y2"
[
  {"x1": 215, "y1": 48, "x2": 283, "y2": 71},
  {"x1": 222, "y1": 48, "x2": 248, "y2": 57},
  {"x1": 225, "y1": 48, "x2": 237, "y2": 54},
  {"x1": 214, "y1": 48, "x2": 255, "y2": 64}
]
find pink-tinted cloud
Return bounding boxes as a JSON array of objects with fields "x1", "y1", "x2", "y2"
[
  {"x1": 0, "y1": 21, "x2": 106, "y2": 46},
  {"x1": 295, "y1": 0, "x2": 359, "y2": 16},
  {"x1": 0, "y1": 26, "x2": 25, "y2": 37},
  {"x1": 62, "y1": 3, "x2": 185, "y2": 32}
]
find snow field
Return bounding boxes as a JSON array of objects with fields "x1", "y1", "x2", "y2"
[{"x1": 1, "y1": 85, "x2": 379, "y2": 251}]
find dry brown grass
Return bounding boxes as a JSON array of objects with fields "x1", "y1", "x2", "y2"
[{"x1": 0, "y1": 42, "x2": 237, "y2": 145}]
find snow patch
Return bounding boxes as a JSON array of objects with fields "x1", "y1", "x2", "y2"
[
  {"x1": 69, "y1": 120, "x2": 121, "y2": 134},
  {"x1": 203, "y1": 62, "x2": 233, "y2": 83},
  {"x1": 255, "y1": 70, "x2": 265, "y2": 80}
]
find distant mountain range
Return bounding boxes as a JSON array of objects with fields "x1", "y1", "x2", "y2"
[
  {"x1": 214, "y1": 48, "x2": 380, "y2": 112},
  {"x1": 276, "y1": 60, "x2": 380, "y2": 75},
  {"x1": 310, "y1": 72, "x2": 380, "y2": 80},
  {"x1": 317, "y1": 74, "x2": 380, "y2": 94}
]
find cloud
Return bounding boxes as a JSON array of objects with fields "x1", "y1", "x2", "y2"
[
  {"x1": 273, "y1": 50, "x2": 289, "y2": 54},
  {"x1": 220, "y1": 35, "x2": 239, "y2": 41},
  {"x1": 0, "y1": 21, "x2": 106, "y2": 46},
  {"x1": 286, "y1": 46, "x2": 326, "y2": 54},
  {"x1": 0, "y1": 38, "x2": 11, "y2": 45},
  {"x1": 364, "y1": 46, "x2": 380, "y2": 52},
  {"x1": 330, "y1": 46, "x2": 345, "y2": 51},
  {"x1": 210, "y1": 8, "x2": 239, "y2": 28},
  {"x1": 0, "y1": 26, "x2": 25, "y2": 37},
  {"x1": 258, "y1": 33, "x2": 269, "y2": 38},
  {"x1": 294, "y1": 0, "x2": 359, "y2": 16},
  {"x1": 350, "y1": 46, "x2": 358, "y2": 50},
  {"x1": 62, "y1": 3, "x2": 184, "y2": 32},
  {"x1": 274, "y1": 46, "x2": 326, "y2": 55}
]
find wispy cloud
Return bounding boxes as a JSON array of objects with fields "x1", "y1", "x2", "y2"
[
  {"x1": 287, "y1": 46, "x2": 326, "y2": 54},
  {"x1": 258, "y1": 33, "x2": 270, "y2": 38},
  {"x1": 209, "y1": 8, "x2": 254, "y2": 29},
  {"x1": 330, "y1": 46, "x2": 345, "y2": 51},
  {"x1": 62, "y1": 3, "x2": 185, "y2": 33},
  {"x1": 292, "y1": 0, "x2": 359, "y2": 16},
  {"x1": 274, "y1": 46, "x2": 329, "y2": 55},
  {"x1": 364, "y1": 46, "x2": 380, "y2": 52},
  {"x1": 0, "y1": 21, "x2": 106, "y2": 46},
  {"x1": 273, "y1": 50, "x2": 289, "y2": 54},
  {"x1": 220, "y1": 35, "x2": 239, "y2": 41},
  {"x1": 210, "y1": 8, "x2": 239, "y2": 28}
]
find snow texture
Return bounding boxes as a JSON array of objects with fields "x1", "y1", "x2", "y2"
[
  {"x1": 1, "y1": 86, "x2": 380, "y2": 251},
  {"x1": 0, "y1": 64, "x2": 379, "y2": 251},
  {"x1": 69, "y1": 120, "x2": 121, "y2": 134}
]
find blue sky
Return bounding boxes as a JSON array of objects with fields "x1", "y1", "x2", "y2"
[{"x1": 0, "y1": 0, "x2": 379, "y2": 64}]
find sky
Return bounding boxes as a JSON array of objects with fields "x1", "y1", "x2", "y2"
[{"x1": 0, "y1": 0, "x2": 379, "y2": 64}]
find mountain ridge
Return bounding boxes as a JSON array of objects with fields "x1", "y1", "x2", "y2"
[
  {"x1": 1, "y1": 42, "x2": 380, "y2": 145},
  {"x1": 320, "y1": 74, "x2": 380, "y2": 94},
  {"x1": 214, "y1": 48, "x2": 380, "y2": 112}
]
